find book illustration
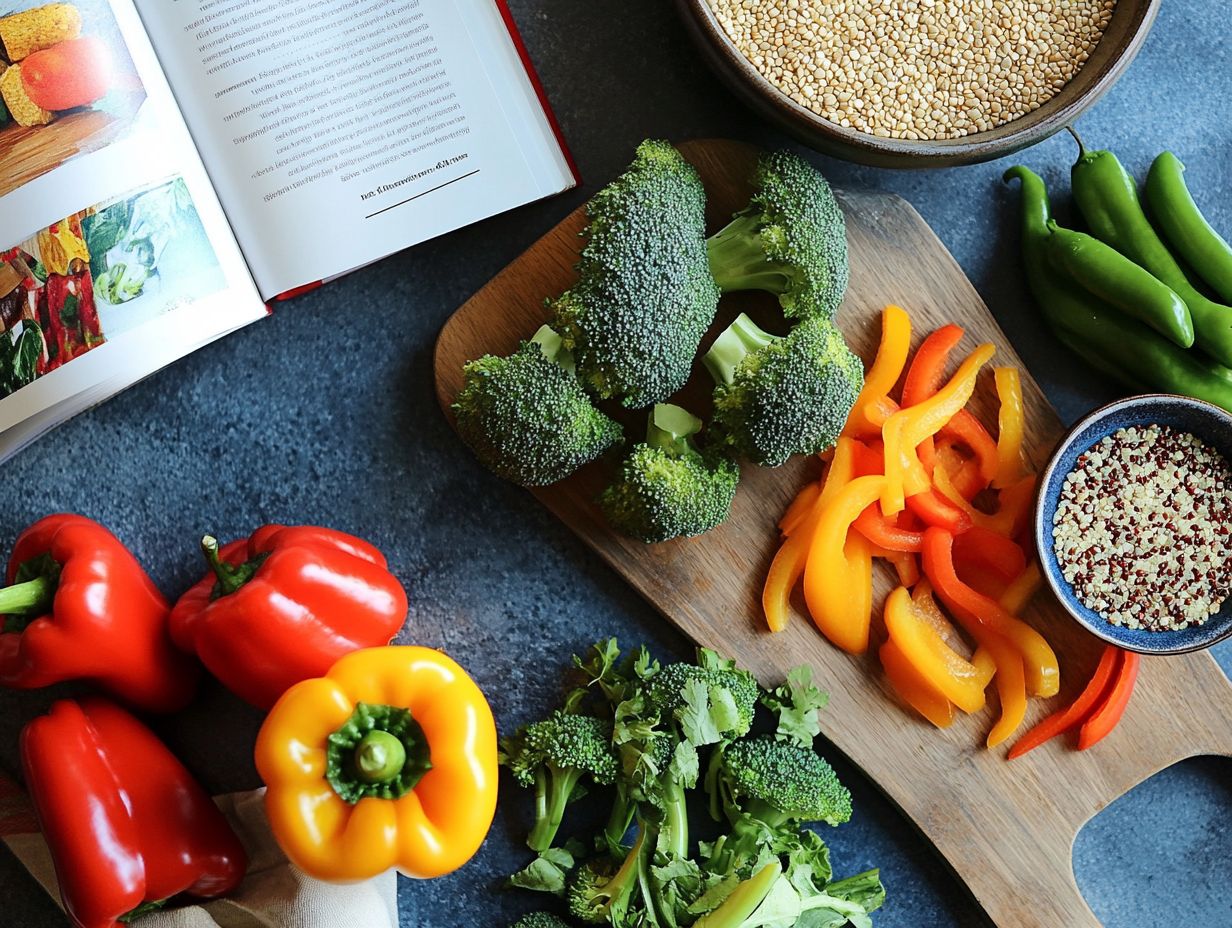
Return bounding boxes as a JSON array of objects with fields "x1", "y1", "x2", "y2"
[
  {"x1": 0, "y1": 1, "x2": 146, "y2": 197},
  {"x1": 0, "y1": 176, "x2": 225, "y2": 400}
]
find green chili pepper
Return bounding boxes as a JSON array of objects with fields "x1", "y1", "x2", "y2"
[
  {"x1": 1145, "y1": 151, "x2": 1232, "y2": 305},
  {"x1": 1044, "y1": 220, "x2": 1193, "y2": 348},
  {"x1": 1068, "y1": 141, "x2": 1232, "y2": 368},
  {"x1": 1004, "y1": 165, "x2": 1232, "y2": 413}
]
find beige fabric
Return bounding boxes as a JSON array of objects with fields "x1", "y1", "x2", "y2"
[{"x1": 2, "y1": 789, "x2": 399, "y2": 928}]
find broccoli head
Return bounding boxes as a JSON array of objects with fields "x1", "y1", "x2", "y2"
[
  {"x1": 599, "y1": 403, "x2": 739, "y2": 544},
  {"x1": 706, "y1": 149, "x2": 849, "y2": 320},
  {"x1": 502, "y1": 711, "x2": 620, "y2": 852},
  {"x1": 552, "y1": 140, "x2": 721, "y2": 409},
  {"x1": 566, "y1": 831, "x2": 645, "y2": 925},
  {"x1": 511, "y1": 913, "x2": 574, "y2": 928},
  {"x1": 703, "y1": 313, "x2": 862, "y2": 467},
  {"x1": 645, "y1": 649, "x2": 761, "y2": 740},
  {"x1": 716, "y1": 735, "x2": 852, "y2": 829},
  {"x1": 453, "y1": 325, "x2": 623, "y2": 486}
]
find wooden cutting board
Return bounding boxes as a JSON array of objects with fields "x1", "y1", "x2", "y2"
[{"x1": 434, "y1": 139, "x2": 1232, "y2": 928}]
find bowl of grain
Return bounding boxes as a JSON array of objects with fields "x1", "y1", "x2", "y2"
[
  {"x1": 677, "y1": 0, "x2": 1160, "y2": 167},
  {"x1": 1035, "y1": 394, "x2": 1232, "y2": 656}
]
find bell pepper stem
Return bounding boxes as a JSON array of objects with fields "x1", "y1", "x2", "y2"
[
  {"x1": 354, "y1": 730, "x2": 407, "y2": 784},
  {"x1": 201, "y1": 535, "x2": 266, "y2": 598},
  {"x1": 1067, "y1": 125, "x2": 1087, "y2": 160},
  {"x1": 0, "y1": 575, "x2": 55, "y2": 618}
]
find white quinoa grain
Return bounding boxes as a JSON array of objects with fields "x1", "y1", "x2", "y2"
[{"x1": 706, "y1": 0, "x2": 1117, "y2": 140}]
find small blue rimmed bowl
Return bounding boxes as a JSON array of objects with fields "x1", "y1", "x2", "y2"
[{"x1": 1035, "y1": 394, "x2": 1232, "y2": 655}]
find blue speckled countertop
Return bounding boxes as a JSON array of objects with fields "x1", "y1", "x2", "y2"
[{"x1": 0, "y1": 1, "x2": 1228, "y2": 925}]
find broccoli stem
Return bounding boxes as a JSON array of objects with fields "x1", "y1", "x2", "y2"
[
  {"x1": 702, "y1": 313, "x2": 776, "y2": 385},
  {"x1": 707, "y1": 214, "x2": 792, "y2": 295},
  {"x1": 660, "y1": 776, "x2": 690, "y2": 860},
  {"x1": 741, "y1": 797, "x2": 790, "y2": 832},
  {"x1": 646, "y1": 403, "x2": 702, "y2": 456},
  {"x1": 530, "y1": 324, "x2": 576, "y2": 374},
  {"x1": 528, "y1": 765, "x2": 582, "y2": 852},
  {"x1": 602, "y1": 787, "x2": 637, "y2": 856},
  {"x1": 692, "y1": 860, "x2": 782, "y2": 928}
]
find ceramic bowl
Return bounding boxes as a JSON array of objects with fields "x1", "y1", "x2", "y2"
[
  {"x1": 675, "y1": 0, "x2": 1161, "y2": 168},
  {"x1": 1035, "y1": 394, "x2": 1232, "y2": 655}
]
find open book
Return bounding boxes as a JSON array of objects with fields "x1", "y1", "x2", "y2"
[{"x1": 0, "y1": 0, "x2": 576, "y2": 460}]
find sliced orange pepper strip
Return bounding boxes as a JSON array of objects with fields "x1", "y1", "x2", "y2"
[
  {"x1": 920, "y1": 527, "x2": 1060, "y2": 698},
  {"x1": 953, "y1": 526, "x2": 1027, "y2": 584},
  {"x1": 934, "y1": 438, "x2": 986, "y2": 500},
  {"x1": 803, "y1": 474, "x2": 886, "y2": 653},
  {"x1": 934, "y1": 468, "x2": 1037, "y2": 539},
  {"x1": 881, "y1": 344, "x2": 996, "y2": 515},
  {"x1": 1077, "y1": 651, "x2": 1139, "y2": 751},
  {"x1": 843, "y1": 305, "x2": 911, "y2": 439},
  {"x1": 869, "y1": 544, "x2": 920, "y2": 586},
  {"x1": 779, "y1": 481, "x2": 821, "y2": 537},
  {"x1": 880, "y1": 638, "x2": 954, "y2": 728},
  {"x1": 1008, "y1": 645, "x2": 1121, "y2": 759},
  {"x1": 992, "y1": 367, "x2": 1026, "y2": 489},
  {"x1": 941, "y1": 410, "x2": 999, "y2": 485},
  {"x1": 884, "y1": 587, "x2": 987, "y2": 713},
  {"x1": 762, "y1": 439, "x2": 857, "y2": 632}
]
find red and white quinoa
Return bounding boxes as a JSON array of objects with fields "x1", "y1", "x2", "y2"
[{"x1": 1051, "y1": 424, "x2": 1232, "y2": 632}]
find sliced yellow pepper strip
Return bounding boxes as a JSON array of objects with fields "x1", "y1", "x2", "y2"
[
  {"x1": 980, "y1": 632, "x2": 1027, "y2": 748},
  {"x1": 881, "y1": 344, "x2": 996, "y2": 516},
  {"x1": 762, "y1": 439, "x2": 858, "y2": 632},
  {"x1": 998, "y1": 561, "x2": 1042, "y2": 615},
  {"x1": 880, "y1": 638, "x2": 954, "y2": 728},
  {"x1": 778, "y1": 480, "x2": 821, "y2": 537},
  {"x1": 803, "y1": 474, "x2": 886, "y2": 653},
  {"x1": 992, "y1": 367, "x2": 1026, "y2": 489},
  {"x1": 912, "y1": 580, "x2": 995, "y2": 692},
  {"x1": 843, "y1": 305, "x2": 911, "y2": 439},
  {"x1": 884, "y1": 587, "x2": 987, "y2": 713}
]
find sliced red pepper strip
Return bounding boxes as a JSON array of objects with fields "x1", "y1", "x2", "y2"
[
  {"x1": 1077, "y1": 652, "x2": 1140, "y2": 751},
  {"x1": 920, "y1": 527, "x2": 1060, "y2": 698},
  {"x1": 940, "y1": 410, "x2": 999, "y2": 485},
  {"x1": 953, "y1": 526, "x2": 1027, "y2": 584},
  {"x1": 905, "y1": 489, "x2": 973, "y2": 534},
  {"x1": 850, "y1": 438, "x2": 885, "y2": 477},
  {"x1": 854, "y1": 504, "x2": 924, "y2": 552},
  {"x1": 902, "y1": 324, "x2": 966, "y2": 476},
  {"x1": 1008, "y1": 645, "x2": 1122, "y2": 759}
]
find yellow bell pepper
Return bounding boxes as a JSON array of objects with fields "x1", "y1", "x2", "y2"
[
  {"x1": 881, "y1": 343, "x2": 996, "y2": 515},
  {"x1": 763, "y1": 438, "x2": 857, "y2": 632},
  {"x1": 883, "y1": 586, "x2": 987, "y2": 713},
  {"x1": 255, "y1": 646, "x2": 498, "y2": 882},
  {"x1": 992, "y1": 367, "x2": 1026, "y2": 488},
  {"x1": 803, "y1": 474, "x2": 885, "y2": 653},
  {"x1": 912, "y1": 581, "x2": 995, "y2": 690},
  {"x1": 842, "y1": 305, "x2": 910, "y2": 439}
]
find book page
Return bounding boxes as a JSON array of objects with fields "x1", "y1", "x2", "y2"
[
  {"x1": 0, "y1": 0, "x2": 266, "y2": 463},
  {"x1": 133, "y1": 0, "x2": 576, "y2": 299}
]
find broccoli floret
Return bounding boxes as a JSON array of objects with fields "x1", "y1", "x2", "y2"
[
  {"x1": 511, "y1": 913, "x2": 574, "y2": 928},
  {"x1": 716, "y1": 735, "x2": 852, "y2": 829},
  {"x1": 454, "y1": 325, "x2": 623, "y2": 486},
  {"x1": 706, "y1": 149, "x2": 848, "y2": 320},
  {"x1": 703, "y1": 313, "x2": 862, "y2": 467},
  {"x1": 567, "y1": 830, "x2": 645, "y2": 924},
  {"x1": 552, "y1": 140, "x2": 721, "y2": 409},
  {"x1": 599, "y1": 404, "x2": 739, "y2": 543},
  {"x1": 645, "y1": 651, "x2": 761, "y2": 739},
  {"x1": 502, "y1": 712, "x2": 620, "y2": 852}
]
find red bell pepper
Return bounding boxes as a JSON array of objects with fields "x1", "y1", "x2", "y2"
[
  {"x1": 1008, "y1": 645, "x2": 1121, "y2": 759},
  {"x1": 0, "y1": 515, "x2": 198, "y2": 712},
  {"x1": 170, "y1": 525, "x2": 408, "y2": 709},
  {"x1": 905, "y1": 488, "x2": 972, "y2": 534},
  {"x1": 953, "y1": 526, "x2": 1027, "y2": 584},
  {"x1": 21, "y1": 698, "x2": 246, "y2": 928},
  {"x1": 1077, "y1": 651, "x2": 1139, "y2": 750}
]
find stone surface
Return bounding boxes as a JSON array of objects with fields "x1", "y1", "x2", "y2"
[{"x1": 0, "y1": 1, "x2": 1228, "y2": 926}]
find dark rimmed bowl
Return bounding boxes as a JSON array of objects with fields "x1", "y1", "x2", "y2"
[
  {"x1": 1035, "y1": 394, "x2": 1232, "y2": 655},
  {"x1": 676, "y1": 0, "x2": 1161, "y2": 168}
]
